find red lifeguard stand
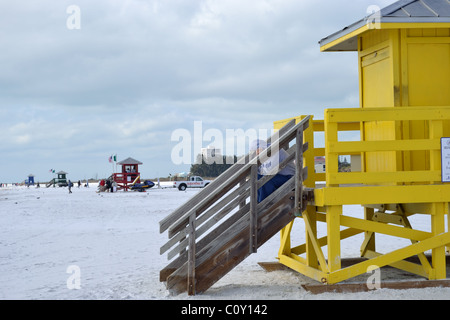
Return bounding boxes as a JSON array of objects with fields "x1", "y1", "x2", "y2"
[{"x1": 112, "y1": 157, "x2": 142, "y2": 190}]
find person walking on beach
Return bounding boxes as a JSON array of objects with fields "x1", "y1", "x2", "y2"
[{"x1": 68, "y1": 180, "x2": 73, "y2": 194}]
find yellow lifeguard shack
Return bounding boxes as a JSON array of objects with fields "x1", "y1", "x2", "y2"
[
  {"x1": 275, "y1": 0, "x2": 450, "y2": 285},
  {"x1": 159, "y1": 0, "x2": 450, "y2": 296}
]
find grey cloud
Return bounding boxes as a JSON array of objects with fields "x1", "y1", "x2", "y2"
[{"x1": 0, "y1": 0, "x2": 396, "y2": 181}]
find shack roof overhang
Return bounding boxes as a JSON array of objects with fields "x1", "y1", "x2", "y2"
[
  {"x1": 319, "y1": 0, "x2": 450, "y2": 52},
  {"x1": 117, "y1": 157, "x2": 143, "y2": 165}
]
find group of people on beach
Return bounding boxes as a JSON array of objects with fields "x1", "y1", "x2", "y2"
[
  {"x1": 98, "y1": 179, "x2": 117, "y2": 193},
  {"x1": 68, "y1": 180, "x2": 89, "y2": 193}
]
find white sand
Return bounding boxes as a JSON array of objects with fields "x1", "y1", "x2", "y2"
[{"x1": 1, "y1": 184, "x2": 449, "y2": 300}]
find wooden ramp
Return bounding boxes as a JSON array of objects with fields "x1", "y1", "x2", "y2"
[
  {"x1": 159, "y1": 117, "x2": 310, "y2": 295},
  {"x1": 46, "y1": 178, "x2": 55, "y2": 188}
]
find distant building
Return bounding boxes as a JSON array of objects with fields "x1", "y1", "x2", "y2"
[
  {"x1": 314, "y1": 156, "x2": 325, "y2": 173},
  {"x1": 201, "y1": 146, "x2": 222, "y2": 162}
]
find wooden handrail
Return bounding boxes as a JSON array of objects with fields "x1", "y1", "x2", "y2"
[
  {"x1": 164, "y1": 117, "x2": 309, "y2": 239},
  {"x1": 159, "y1": 119, "x2": 297, "y2": 234}
]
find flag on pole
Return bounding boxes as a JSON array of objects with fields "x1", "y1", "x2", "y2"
[
  {"x1": 49, "y1": 169, "x2": 55, "y2": 173},
  {"x1": 109, "y1": 156, "x2": 113, "y2": 163},
  {"x1": 113, "y1": 154, "x2": 117, "y2": 162}
]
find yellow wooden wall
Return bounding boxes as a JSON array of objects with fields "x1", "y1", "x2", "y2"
[{"x1": 358, "y1": 27, "x2": 450, "y2": 177}]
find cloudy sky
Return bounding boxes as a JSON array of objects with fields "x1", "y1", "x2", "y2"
[{"x1": 1, "y1": 0, "x2": 395, "y2": 183}]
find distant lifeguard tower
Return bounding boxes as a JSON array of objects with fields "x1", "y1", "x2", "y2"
[
  {"x1": 56, "y1": 171, "x2": 68, "y2": 187},
  {"x1": 27, "y1": 174, "x2": 35, "y2": 186},
  {"x1": 46, "y1": 171, "x2": 68, "y2": 187},
  {"x1": 112, "y1": 157, "x2": 142, "y2": 190}
]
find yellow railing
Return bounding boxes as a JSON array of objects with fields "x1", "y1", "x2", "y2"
[
  {"x1": 274, "y1": 106, "x2": 449, "y2": 188},
  {"x1": 323, "y1": 106, "x2": 448, "y2": 187},
  {"x1": 305, "y1": 117, "x2": 359, "y2": 186},
  {"x1": 276, "y1": 116, "x2": 360, "y2": 187}
]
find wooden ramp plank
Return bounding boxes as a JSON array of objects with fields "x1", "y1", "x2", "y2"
[
  {"x1": 258, "y1": 257, "x2": 399, "y2": 272},
  {"x1": 259, "y1": 255, "x2": 450, "y2": 294},
  {"x1": 259, "y1": 255, "x2": 450, "y2": 271},
  {"x1": 258, "y1": 262, "x2": 289, "y2": 272},
  {"x1": 302, "y1": 279, "x2": 450, "y2": 294}
]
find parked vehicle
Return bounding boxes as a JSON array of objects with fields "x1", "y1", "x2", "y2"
[
  {"x1": 130, "y1": 180, "x2": 155, "y2": 192},
  {"x1": 173, "y1": 176, "x2": 211, "y2": 191}
]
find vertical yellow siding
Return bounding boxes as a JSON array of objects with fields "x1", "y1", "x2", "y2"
[
  {"x1": 402, "y1": 28, "x2": 450, "y2": 171},
  {"x1": 359, "y1": 31, "x2": 397, "y2": 176},
  {"x1": 359, "y1": 27, "x2": 450, "y2": 176}
]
